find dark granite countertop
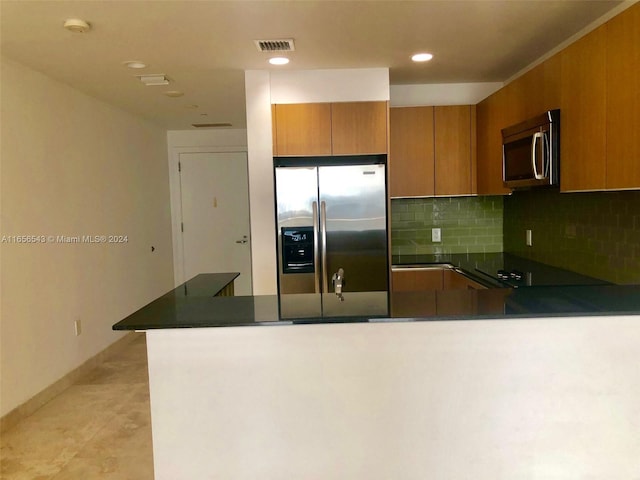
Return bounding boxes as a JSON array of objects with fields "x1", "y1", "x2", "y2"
[
  {"x1": 112, "y1": 272, "x2": 640, "y2": 331},
  {"x1": 392, "y1": 252, "x2": 611, "y2": 288}
]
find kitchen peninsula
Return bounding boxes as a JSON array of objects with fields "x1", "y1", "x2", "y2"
[{"x1": 114, "y1": 272, "x2": 640, "y2": 479}]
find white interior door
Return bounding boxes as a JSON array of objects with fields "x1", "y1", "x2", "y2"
[{"x1": 179, "y1": 152, "x2": 252, "y2": 295}]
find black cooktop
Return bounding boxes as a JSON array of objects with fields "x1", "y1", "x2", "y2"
[{"x1": 473, "y1": 255, "x2": 611, "y2": 288}]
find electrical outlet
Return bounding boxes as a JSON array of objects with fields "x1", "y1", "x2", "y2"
[
  {"x1": 74, "y1": 319, "x2": 82, "y2": 336},
  {"x1": 432, "y1": 228, "x2": 442, "y2": 243},
  {"x1": 526, "y1": 229, "x2": 533, "y2": 247}
]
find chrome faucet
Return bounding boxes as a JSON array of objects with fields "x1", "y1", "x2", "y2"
[{"x1": 332, "y1": 268, "x2": 345, "y2": 301}]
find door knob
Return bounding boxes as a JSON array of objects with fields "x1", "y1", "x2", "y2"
[{"x1": 235, "y1": 235, "x2": 248, "y2": 244}]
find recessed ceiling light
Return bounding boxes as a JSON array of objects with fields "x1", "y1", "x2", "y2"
[
  {"x1": 411, "y1": 53, "x2": 433, "y2": 62},
  {"x1": 63, "y1": 18, "x2": 91, "y2": 33},
  {"x1": 269, "y1": 57, "x2": 290, "y2": 66},
  {"x1": 164, "y1": 90, "x2": 184, "y2": 97},
  {"x1": 123, "y1": 60, "x2": 147, "y2": 69}
]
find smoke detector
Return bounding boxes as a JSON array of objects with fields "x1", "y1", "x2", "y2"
[
  {"x1": 254, "y1": 39, "x2": 295, "y2": 52},
  {"x1": 137, "y1": 74, "x2": 170, "y2": 86},
  {"x1": 63, "y1": 18, "x2": 91, "y2": 33}
]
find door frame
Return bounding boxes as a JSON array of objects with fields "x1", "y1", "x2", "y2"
[{"x1": 168, "y1": 145, "x2": 250, "y2": 287}]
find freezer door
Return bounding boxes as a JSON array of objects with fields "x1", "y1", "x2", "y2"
[
  {"x1": 275, "y1": 167, "x2": 319, "y2": 294},
  {"x1": 318, "y1": 164, "x2": 388, "y2": 293}
]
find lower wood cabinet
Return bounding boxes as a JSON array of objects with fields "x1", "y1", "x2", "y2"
[
  {"x1": 443, "y1": 269, "x2": 487, "y2": 290},
  {"x1": 391, "y1": 267, "x2": 489, "y2": 316},
  {"x1": 392, "y1": 267, "x2": 487, "y2": 293},
  {"x1": 391, "y1": 268, "x2": 443, "y2": 292}
]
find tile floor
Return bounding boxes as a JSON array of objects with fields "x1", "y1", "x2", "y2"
[{"x1": 1, "y1": 333, "x2": 154, "y2": 479}]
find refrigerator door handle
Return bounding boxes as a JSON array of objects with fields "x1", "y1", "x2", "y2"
[
  {"x1": 312, "y1": 201, "x2": 320, "y2": 294},
  {"x1": 320, "y1": 200, "x2": 328, "y2": 293}
]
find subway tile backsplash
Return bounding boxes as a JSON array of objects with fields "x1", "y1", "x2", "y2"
[
  {"x1": 391, "y1": 197, "x2": 504, "y2": 255},
  {"x1": 391, "y1": 189, "x2": 639, "y2": 285},
  {"x1": 504, "y1": 188, "x2": 640, "y2": 285}
]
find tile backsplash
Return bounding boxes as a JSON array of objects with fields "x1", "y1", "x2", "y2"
[
  {"x1": 503, "y1": 188, "x2": 640, "y2": 284},
  {"x1": 391, "y1": 197, "x2": 503, "y2": 255}
]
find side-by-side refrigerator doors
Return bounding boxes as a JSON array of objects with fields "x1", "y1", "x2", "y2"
[
  {"x1": 276, "y1": 163, "x2": 388, "y2": 296},
  {"x1": 318, "y1": 164, "x2": 388, "y2": 293}
]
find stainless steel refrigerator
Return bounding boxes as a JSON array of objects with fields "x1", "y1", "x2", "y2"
[{"x1": 274, "y1": 156, "x2": 389, "y2": 298}]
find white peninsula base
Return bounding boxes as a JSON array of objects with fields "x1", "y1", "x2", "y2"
[{"x1": 146, "y1": 315, "x2": 640, "y2": 479}]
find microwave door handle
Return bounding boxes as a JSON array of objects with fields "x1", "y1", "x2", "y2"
[
  {"x1": 312, "y1": 201, "x2": 320, "y2": 294},
  {"x1": 320, "y1": 200, "x2": 328, "y2": 293},
  {"x1": 543, "y1": 132, "x2": 551, "y2": 178},
  {"x1": 532, "y1": 132, "x2": 545, "y2": 180}
]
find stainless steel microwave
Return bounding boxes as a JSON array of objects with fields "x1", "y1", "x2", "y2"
[{"x1": 502, "y1": 109, "x2": 560, "y2": 189}]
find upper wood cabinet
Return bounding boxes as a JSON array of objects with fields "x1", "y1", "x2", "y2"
[
  {"x1": 476, "y1": 54, "x2": 560, "y2": 196},
  {"x1": 606, "y1": 3, "x2": 640, "y2": 190},
  {"x1": 476, "y1": 90, "x2": 512, "y2": 195},
  {"x1": 434, "y1": 105, "x2": 476, "y2": 196},
  {"x1": 272, "y1": 101, "x2": 387, "y2": 156},
  {"x1": 558, "y1": 3, "x2": 640, "y2": 192},
  {"x1": 560, "y1": 24, "x2": 608, "y2": 192},
  {"x1": 477, "y1": 4, "x2": 640, "y2": 193},
  {"x1": 389, "y1": 106, "x2": 434, "y2": 197},
  {"x1": 390, "y1": 105, "x2": 475, "y2": 197},
  {"x1": 331, "y1": 101, "x2": 388, "y2": 155},
  {"x1": 273, "y1": 103, "x2": 332, "y2": 156}
]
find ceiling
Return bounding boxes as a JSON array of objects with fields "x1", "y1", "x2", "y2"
[{"x1": 0, "y1": 0, "x2": 625, "y2": 130}]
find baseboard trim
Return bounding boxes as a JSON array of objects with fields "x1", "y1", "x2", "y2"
[{"x1": 0, "y1": 331, "x2": 142, "y2": 433}]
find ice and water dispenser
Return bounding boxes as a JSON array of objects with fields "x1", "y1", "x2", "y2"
[{"x1": 281, "y1": 227, "x2": 314, "y2": 274}]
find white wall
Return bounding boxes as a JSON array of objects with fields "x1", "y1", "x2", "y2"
[
  {"x1": 147, "y1": 315, "x2": 640, "y2": 479},
  {"x1": 245, "y1": 68, "x2": 390, "y2": 294},
  {"x1": 390, "y1": 82, "x2": 502, "y2": 106},
  {"x1": 166, "y1": 129, "x2": 248, "y2": 286},
  {"x1": 270, "y1": 68, "x2": 390, "y2": 104},
  {"x1": 0, "y1": 57, "x2": 175, "y2": 416}
]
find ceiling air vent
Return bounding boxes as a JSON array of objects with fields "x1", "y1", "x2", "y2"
[
  {"x1": 254, "y1": 38, "x2": 295, "y2": 52},
  {"x1": 191, "y1": 123, "x2": 233, "y2": 128}
]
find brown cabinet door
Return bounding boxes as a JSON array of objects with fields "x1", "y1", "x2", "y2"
[
  {"x1": 331, "y1": 101, "x2": 387, "y2": 155},
  {"x1": 541, "y1": 54, "x2": 562, "y2": 114},
  {"x1": 273, "y1": 103, "x2": 332, "y2": 156},
  {"x1": 512, "y1": 54, "x2": 562, "y2": 120},
  {"x1": 606, "y1": 3, "x2": 640, "y2": 190},
  {"x1": 391, "y1": 269, "x2": 443, "y2": 292},
  {"x1": 271, "y1": 104, "x2": 277, "y2": 156},
  {"x1": 443, "y1": 270, "x2": 487, "y2": 290},
  {"x1": 560, "y1": 24, "x2": 607, "y2": 192},
  {"x1": 476, "y1": 93, "x2": 512, "y2": 196},
  {"x1": 434, "y1": 105, "x2": 475, "y2": 196},
  {"x1": 389, "y1": 106, "x2": 435, "y2": 197}
]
